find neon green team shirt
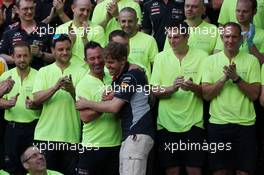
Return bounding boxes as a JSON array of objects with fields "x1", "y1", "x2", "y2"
[
  {"x1": 76, "y1": 72, "x2": 121, "y2": 147},
  {"x1": 262, "y1": 65, "x2": 264, "y2": 84},
  {"x1": 0, "y1": 68, "x2": 40, "y2": 122},
  {"x1": 150, "y1": 48, "x2": 208, "y2": 132},
  {"x1": 0, "y1": 170, "x2": 9, "y2": 175},
  {"x1": 91, "y1": 0, "x2": 142, "y2": 37},
  {"x1": 202, "y1": 51, "x2": 260, "y2": 125},
  {"x1": 214, "y1": 27, "x2": 264, "y2": 53},
  {"x1": 56, "y1": 21, "x2": 106, "y2": 67},
  {"x1": 163, "y1": 21, "x2": 218, "y2": 54},
  {"x1": 33, "y1": 63, "x2": 86, "y2": 143},
  {"x1": 27, "y1": 170, "x2": 63, "y2": 175},
  {"x1": 218, "y1": 0, "x2": 264, "y2": 29},
  {"x1": 129, "y1": 32, "x2": 158, "y2": 80}
]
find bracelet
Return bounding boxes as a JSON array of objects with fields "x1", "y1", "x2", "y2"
[{"x1": 233, "y1": 76, "x2": 242, "y2": 84}]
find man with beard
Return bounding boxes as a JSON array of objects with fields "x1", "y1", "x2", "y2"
[{"x1": 0, "y1": 42, "x2": 40, "y2": 174}]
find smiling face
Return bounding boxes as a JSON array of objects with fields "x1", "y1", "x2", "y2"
[
  {"x1": 72, "y1": 0, "x2": 91, "y2": 24},
  {"x1": 52, "y1": 40, "x2": 72, "y2": 65},
  {"x1": 17, "y1": 0, "x2": 35, "y2": 22},
  {"x1": 22, "y1": 147, "x2": 46, "y2": 173},
  {"x1": 105, "y1": 56, "x2": 125, "y2": 77},
  {"x1": 118, "y1": 11, "x2": 138, "y2": 37},
  {"x1": 86, "y1": 47, "x2": 105, "y2": 75}
]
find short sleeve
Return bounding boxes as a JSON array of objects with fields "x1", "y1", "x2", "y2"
[{"x1": 114, "y1": 74, "x2": 137, "y2": 102}]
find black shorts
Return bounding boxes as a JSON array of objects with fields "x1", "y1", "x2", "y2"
[
  {"x1": 78, "y1": 146, "x2": 120, "y2": 175},
  {"x1": 208, "y1": 123, "x2": 257, "y2": 174},
  {"x1": 157, "y1": 126, "x2": 206, "y2": 169}
]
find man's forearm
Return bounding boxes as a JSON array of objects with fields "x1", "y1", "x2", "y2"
[
  {"x1": 190, "y1": 84, "x2": 202, "y2": 97},
  {"x1": 33, "y1": 86, "x2": 58, "y2": 106},
  {"x1": 202, "y1": 79, "x2": 226, "y2": 101},
  {"x1": 58, "y1": 12, "x2": 71, "y2": 23},
  {"x1": 236, "y1": 79, "x2": 260, "y2": 101},
  {"x1": 152, "y1": 85, "x2": 177, "y2": 99}
]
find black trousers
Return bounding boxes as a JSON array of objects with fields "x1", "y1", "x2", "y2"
[{"x1": 4, "y1": 120, "x2": 37, "y2": 174}]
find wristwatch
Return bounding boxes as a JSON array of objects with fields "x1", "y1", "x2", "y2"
[{"x1": 233, "y1": 76, "x2": 242, "y2": 84}]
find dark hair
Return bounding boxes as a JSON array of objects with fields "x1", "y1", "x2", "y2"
[
  {"x1": 12, "y1": 41, "x2": 31, "y2": 54},
  {"x1": 84, "y1": 41, "x2": 102, "y2": 60},
  {"x1": 223, "y1": 22, "x2": 242, "y2": 35},
  {"x1": 109, "y1": 30, "x2": 129, "y2": 42},
  {"x1": 119, "y1": 7, "x2": 137, "y2": 18},
  {"x1": 51, "y1": 33, "x2": 71, "y2": 48},
  {"x1": 104, "y1": 42, "x2": 128, "y2": 62},
  {"x1": 237, "y1": 0, "x2": 257, "y2": 11},
  {"x1": 16, "y1": 0, "x2": 35, "y2": 8},
  {"x1": 166, "y1": 21, "x2": 190, "y2": 36}
]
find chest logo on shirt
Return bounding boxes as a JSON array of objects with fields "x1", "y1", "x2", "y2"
[{"x1": 121, "y1": 82, "x2": 129, "y2": 88}]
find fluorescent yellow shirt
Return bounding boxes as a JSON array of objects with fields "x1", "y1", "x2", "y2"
[
  {"x1": 27, "y1": 170, "x2": 63, "y2": 175},
  {"x1": 76, "y1": 72, "x2": 121, "y2": 147},
  {"x1": 150, "y1": 48, "x2": 208, "y2": 132},
  {"x1": 128, "y1": 32, "x2": 158, "y2": 80},
  {"x1": 163, "y1": 21, "x2": 218, "y2": 54},
  {"x1": 202, "y1": 51, "x2": 260, "y2": 125},
  {"x1": 0, "y1": 170, "x2": 10, "y2": 175},
  {"x1": 261, "y1": 65, "x2": 264, "y2": 84},
  {"x1": 33, "y1": 63, "x2": 86, "y2": 143},
  {"x1": 91, "y1": 0, "x2": 142, "y2": 37},
  {"x1": 0, "y1": 68, "x2": 40, "y2": 122},
  {"x1": 56, "y1": 21, "x2": 106, "y2": 67},
  {"x1": 218, "y1": 0, "x2": 264, "y2": 30}
]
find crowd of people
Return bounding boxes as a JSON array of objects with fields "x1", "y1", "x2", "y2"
[{"x1": 0, "y1": 0, "x2": 263, "y2": 175}]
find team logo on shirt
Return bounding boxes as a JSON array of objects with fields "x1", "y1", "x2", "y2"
[{"x1": 121, "y1": 82, "x2": 129, "y2": 88}]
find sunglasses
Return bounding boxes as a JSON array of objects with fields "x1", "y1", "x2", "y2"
[{"x1": 52, "y1": 33, "x2": 69, "y2": 41}]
